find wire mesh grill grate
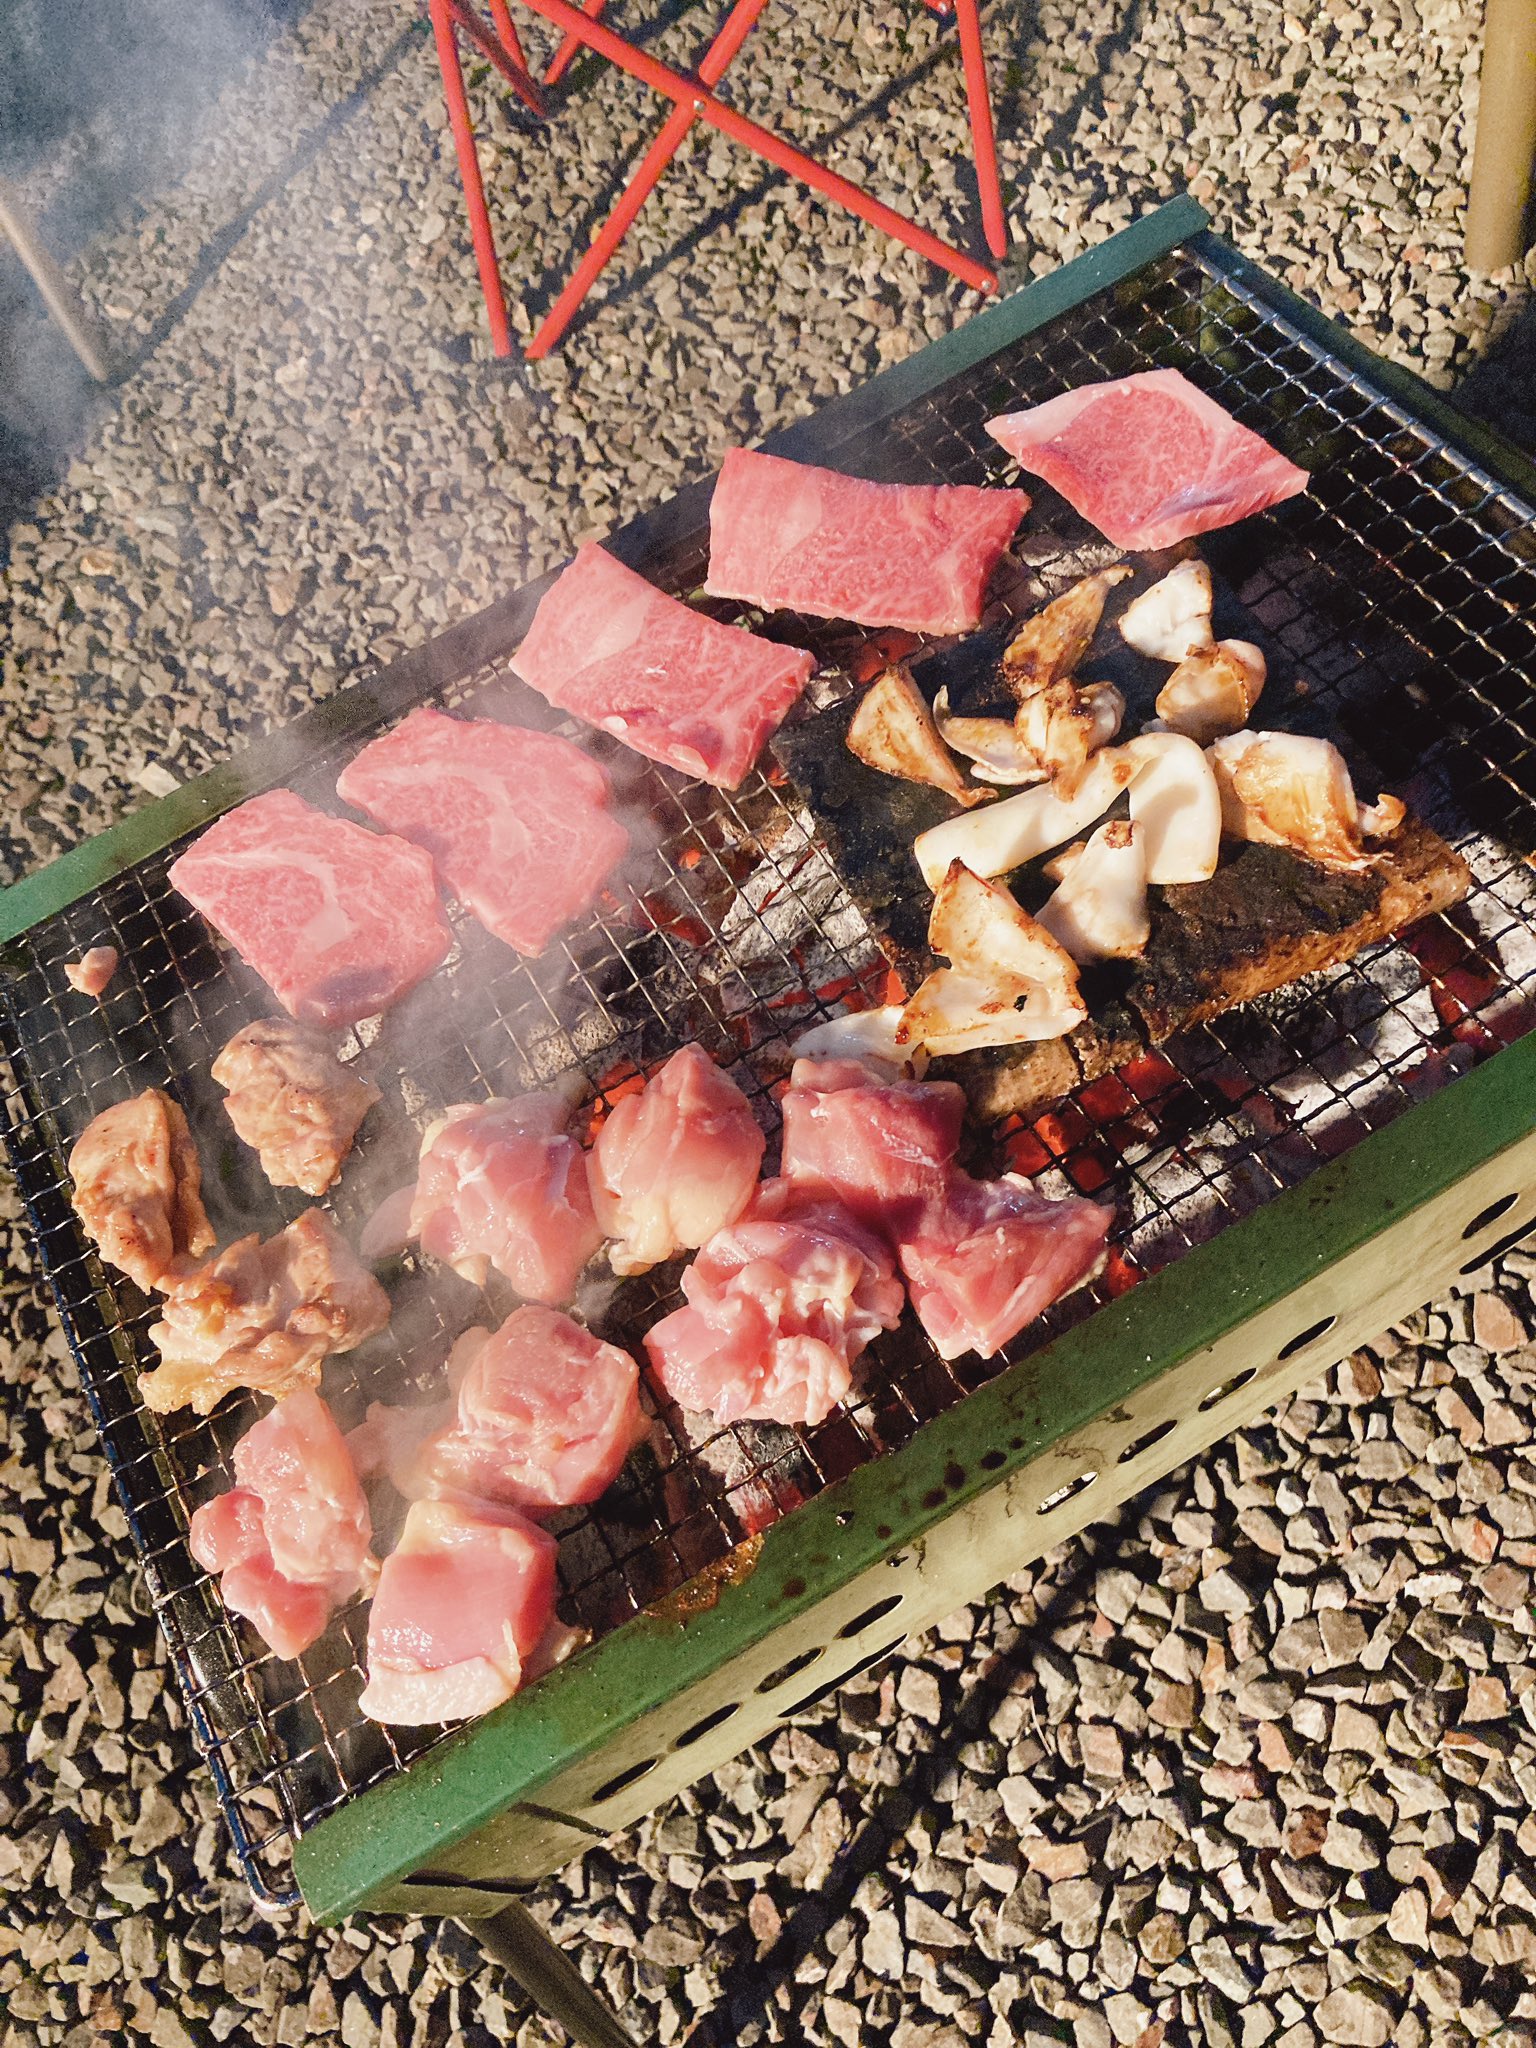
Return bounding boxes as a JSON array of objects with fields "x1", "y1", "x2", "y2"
[{"x1": 4, "y1": 241, "x2": 1536, "y2": 1908}]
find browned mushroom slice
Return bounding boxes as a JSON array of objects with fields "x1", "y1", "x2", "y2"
[
  {"x1": 846, "y1": 665, "x2": 988, "y2": 806},
  {"x1": 1002, "y1": 565, "x2": 1131, "y2": 695}
]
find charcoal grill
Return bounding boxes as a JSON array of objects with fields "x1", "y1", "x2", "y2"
[{"x1": 7, "y1": 194, "x2": 1536, "y2": 2039}]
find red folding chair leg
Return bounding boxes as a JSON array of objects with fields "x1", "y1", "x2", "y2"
[
  {"x1": 517, "y1": 0, "x2": 997, "y2": 293},
  {"x1": 953, "y1": 0, "x2": 1007, "y2": 260},
  {"x1": 546, "y1": 0, "x2": 607, "y2": 86},
  {"x1": 529, "y1": 0, "x2": 770, "y2": 359},
  {"x1": 430, "y1": 0, "x2": 515, "y2": 356}
]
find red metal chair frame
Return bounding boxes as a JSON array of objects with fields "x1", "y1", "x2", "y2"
[{"x1": 427, "y1": 0, "x2": 1006, "y2": 358}]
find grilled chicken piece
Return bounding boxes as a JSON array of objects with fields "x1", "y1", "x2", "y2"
[
  {"x1": 64, "y1": 946, "x2": 119, "y2": 998},
  {"x1": 141, "y1": 1209, "x2": 390, "y2": 1415},
  {"x1": 69, "y1": 1089, "x2": 214, "y2": 1294},
  {"x1": 846, "y1": 665, "x2": 988, "y2": 806},
  {"x1": 1002, "y1": 566, "x2": 1131, "y2": 694},
  {"x1": 213, "y1": 1018, "x2": 381, "y2": 1198}
]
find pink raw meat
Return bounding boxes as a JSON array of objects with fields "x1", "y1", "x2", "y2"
[
  {"x1": 169, "y1": 789, "x2": 452, "y2": 1029},
  {"x1": 645, "y1": 1178, "x2": 904, "y2": 1428},
  {"x1": 427, "y1": 1307, "x2": 643, "y2": 1514},
  {"x1": 985, "y1": 369, "x2": 1308, "y2": 552},
  {"x1": 336, "y1": 706, "x2": 628, "y2": 957},
  {"x1": 704, "y1": 446, "x2": 1029, "y2": 635},
  {"x1": 409, "y1": 1093, "x2": 602, "y2": 1304},
  {"x1": 358, "y1": 1497, "x2": 559, "y2": 1724},
  {"x1": 590, "y1": 1044, "x2": 765, "y2": 1275},
  {"x1": 512, "y1": 542, "x2": 815, "y2": 789},
  {"x1": 188, "y1": 1389, "x2": 373, "y2": 1659},
  {"x1": 778, "y1": 1057, "x2": 967, "y2": 1237},
  {"x1": 897, "y1": 1174, "x2": 1112, "y2": 1361}
]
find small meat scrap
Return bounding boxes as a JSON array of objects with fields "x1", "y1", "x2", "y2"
[
  {"x1": 188, "y1": 1389, "x2": 373, "y2": 1659},
  {"x1": 69, "y1": 1089, "x2": 214, "y2": 1293},
  {"x1": 336, "y1": 706, "x2": 629, "y2": 958},
  {"x1": 896, "y1": 1174, "x2": 1112, "y2": 1361},
  {"x1": 141, "y1": 1209, "x2": 390, "y2": 1415},
  {"x1": 410, "y1": 1092, "x2": 602, "y2": 1304},
  {"x1": 646, "y1": 1178, "x2": 904, "y2": 1428},
  {"x1": 987, "y1": 370, "x2": 1308, "y2": 552},
  {"x1": 168, "y1": 789, "x2": 452, "y2": 1030},
  {"x1": 359, "y1": 1497, "x2": 559, "y2": 1725},
  {"x1": 212, "y1": 1018, "x2": 381, "y2": 1197},
  {"x1": 64, "y1": 946, "x2": 119, "y2": 998},
  {"x1": 705, "y1": 446, "x2": 1029, "y2": 636},
  {"x1": 513, "y1": 542, "x2": 815, "y2": 790},
  {"x1": 778, "y1": 1055, "x2": 966, "y2": 1236},
  {"x1": 424, "y1": 1306, "x2": 645, "y2": 1516},
  {"x1": 589, "y1": 1044, "x2": 765, "y2": 1276}
]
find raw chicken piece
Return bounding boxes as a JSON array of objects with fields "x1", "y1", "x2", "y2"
[
  {"x1": 64, "y1": 946, "x2": 119, "y2": 997},
  {"x1": 168, "y1": 788, "x2": 452, "y2": 1029},
  {"x1": 212, "y1": 1018, "x2": 381, "y2": 1197},
  {"x1": 778, "y1": 1057, "x2": 966, "y2": 1236},
  {"x1": 513, "y1": 542, "x2": 815, "y2": 789},
  {"x1": 986, "y1": 371, "x2": 1308, "y2": 552},
  {"x1": 336, "y1": 707, "x2": 629, "y2": 957},
  {"x1": 705, "y1": 447, "x2": 1029, "y2": 636},
  {"x1": 589, "y1": 1045, "x2": 765, "y2": 1276},
  {"x1": 141, "y1": 1209, "x2": 390, "y2": 1415},
  {"x1": 426, "y1": 1306, "x2": 644, "y2": 1515},
  {"x1": 645, "y1": 1178, "x2": 904, "y2": 1428},
  {"x1": 188, "y1": 1390, "x2": 373, "y2": 1659},
  {"x1": 897, "y1": 1174, "x2": 1113, "y2": 1361},
  {"x1": 69, "y1": 1089, "x2": 215, "y2": 1293},
  {"x1": 359, "y1": 1497, "x2": 559, "y2": 1724},
  {"x1": 409, "y1": 1093, "x2": 602, "y2": 1303}
]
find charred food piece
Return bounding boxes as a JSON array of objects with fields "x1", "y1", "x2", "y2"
[
  {"x1": 69, "y1": 1089, "x2": 215, "y2": 1294},
  {"x1": 213, "y1": 1018, "x2": 381, "y2": 1197},
  {"x1": 1001, "y1": 565, "x2": 1131, "y2": 694},
  {"x1": 141, "y1": 1209, "x2": 390, "y2": 1415},
  {"x1": 846, "y1": 664, "x2": 988, "y2": 806}
]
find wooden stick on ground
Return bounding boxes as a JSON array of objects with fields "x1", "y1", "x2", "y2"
[{"x1": 0, "y1": 179, "x2": 111, "y2": 383}]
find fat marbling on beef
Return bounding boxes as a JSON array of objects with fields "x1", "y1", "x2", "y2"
[
  {"x1": 336, "y1": 706, "x2": 628, "y2": 957},
  {"x1": 704, "y1": 447, "x2": 1029, "y2": 636},
  {"x1": 188, "y1": 1389, "x2": 373, "y2": 1660},
  {"x1": 589, "y1": 1044, "x2": 765, "y2": 1276},
  {"x1": 512, "y1": 542, "x2": 815, "y2": 789},
  {"x1": 168, "y1": 789, "x2": 452, "y2": 1030},
  {"x1": 985, "y1": 370, "x2": 1308, "y2": 552}
]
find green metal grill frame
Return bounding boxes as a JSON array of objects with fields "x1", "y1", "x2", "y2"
[{"x1": 6, "y1": 195, "x2": 1536, "y2": 1929}]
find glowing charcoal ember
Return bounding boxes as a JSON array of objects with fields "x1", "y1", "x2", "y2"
[
  {"x1": 168, "y1": 789, "x2": 452, "y2": 1030},
  {"x1": 645, "y1": 1178, "x2": 904, "y2": 1428},
  {"x1": 512, "y1": 543, "x2": 815, "y2": 789},
  {"x1": 986, "y1": 370, "x2": 1308, "y2": 552},
  {"x1": 68, "y1": 1089, "x2": 214, "y2": 1294},
  {"x1": 704, "y1": 446, "x2": 1029, "y2": 636},
  {"x1": 423, "y1": 1306, "x2": 644, "y2": 1515},
  {"x1": 64, "y1": 946, "x2": 118, "y2": 997},
  {"x1": 358, "y1": 1498, "x2": 559, "y2": 1725},
  {"x1": 212, "y1": 1018, "x2": 381, "y2": 1197},
  {"x1": 188, "y1": 1391, "x2": 373, "y2": 1660},
  {"x1": 141, "y1": 1209, "x2": 390, "y2": 1416},
  {"x1": 335, "y1": 706, "x2": 629, "y2": 957},
  {"x1": 778, "y1": 1056, "x2": 966, "y2": 1235},
  {"x1": 408, "y1": 1093, "x2": 602, "y2": 1303},
  {"x1": 896, "y1": 1174, "x2": 1113, "y2": 1361},
  {"x1": 589, "y1": 1044, "x2": 765, "y2": 1275}
]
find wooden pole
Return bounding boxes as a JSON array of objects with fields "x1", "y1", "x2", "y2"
[
  {"x1": 1465, "y1": 0, "x2": 1536, "y2": 270},
  {"x1": 0, "y1": 180, "x2": 112, "y2": 383}
]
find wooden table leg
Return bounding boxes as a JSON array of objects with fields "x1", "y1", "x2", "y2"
[{"x1": 1465, "y1": 0, "x2": 1536, "y2": 270}]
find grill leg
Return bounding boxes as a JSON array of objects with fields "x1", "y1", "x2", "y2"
[{"x1": 465, "y1": 1901, "x2": 644, "y2": 2048}]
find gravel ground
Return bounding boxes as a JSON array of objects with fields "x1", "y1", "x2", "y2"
[{"x1": 5, "y1": 0, "x2": 1536, "y2": 2042}]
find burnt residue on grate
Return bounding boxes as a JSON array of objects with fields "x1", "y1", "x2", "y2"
[{"x1": 5, "y1": 239, "x2": 1536, "y2": 1905}]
